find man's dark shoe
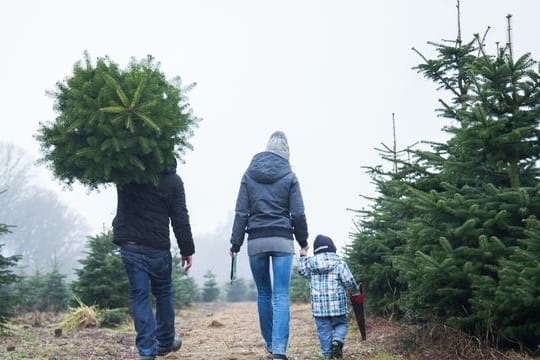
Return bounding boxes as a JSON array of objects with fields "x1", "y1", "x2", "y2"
[
  {"x1": 139, "y1": 356, "x2": 155, "y2": 360},
  {"x1": 273, "y1": 354, "x2": 288, "y2": 360},
  {"x1": 331, "y1": 340, "x2": 343, "y2": 358},
  {"x1": 157, "y1": 336, "x2": 182, "y2": 356}
]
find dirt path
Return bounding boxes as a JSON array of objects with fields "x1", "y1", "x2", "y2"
[
  {"x1": 1, "y1": 302, "x2": 405, "y2": 360},
  {"x1": 175, "y1": 302, "x2": 378, "y2": 359}
]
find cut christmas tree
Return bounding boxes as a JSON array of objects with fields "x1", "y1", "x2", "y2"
[{"x1": 35, "y1": 53, "x2": 199, "y2": 188}]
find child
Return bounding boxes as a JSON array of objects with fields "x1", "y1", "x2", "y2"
[{"x1": 298, "y1": 234, "x2": 360, "y2": 359}]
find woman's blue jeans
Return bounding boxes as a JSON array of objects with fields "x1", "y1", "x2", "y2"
[
  {"x1": 314, "y1": 315, "x2": 348, "y2": 357},
  {"x1": 249, "y1": 252, "x2": 294, "y2": 356},
  {"x1": 120, "y1": 245, "x2": 175, "y2": 357}
]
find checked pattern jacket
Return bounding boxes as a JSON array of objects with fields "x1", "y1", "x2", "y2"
[{"x1": 298, "y1": 252, "x2": 359, "y2": 317}]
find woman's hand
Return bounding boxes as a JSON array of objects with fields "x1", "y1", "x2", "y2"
[{"x1": 299, "y1": 246, "x2": 309, "y2": 256}]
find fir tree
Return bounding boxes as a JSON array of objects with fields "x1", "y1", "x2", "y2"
[
  {"x1": 201, "y1": 270, "x2": 219, "y2": 302},
  {"x1": 398, "y1": 16, "x2": 540, "y2": 346},
  {"x1": 468, "y1": 215, "x2": 540, "y2": 349},
  {"x1": 348, "y1": 9, "x2": 540, "y2": 351},
  {"x1": 35, "y1": 53, "x2": 200, "y2": 188},
  {"x1": 11, "y1": 270, "x2": 44, "y2": 312},
  {"x1": 72, "y1": 231, "x2": 129, "y2": 308},
  {"x1": 345, "y1": 159, "x2": 414, "y2": 316},
  {"x1": 12, "y1": 265, "x2": 71, "y2": 313},
  {"x1": 225, "y1": 277, "x2": 248, "y2": 302},
  {"x1": 0, "y1": 221, "x2": 20, "y2": 329},
  {"x1": 41, "y1": 262, "x2": 71, "y2": 312},
  {"x1": 171, "y1": 255, "x2": 198, "y2": 308},
  {"x1": 290, "y1": 265, "x2": 310, "y2": 303}
]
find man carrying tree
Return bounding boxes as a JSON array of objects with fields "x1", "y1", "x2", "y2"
[
  {"x1": 112, "y1": 158, "x2": 195, "y2": 360},
  {"x1": 35, "y1": 54, "x2": 200, "y2": 360}
]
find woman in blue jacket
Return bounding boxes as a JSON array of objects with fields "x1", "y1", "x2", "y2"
[{"x1": 230, "y1": 131, "x2": 309, "y2": 360}]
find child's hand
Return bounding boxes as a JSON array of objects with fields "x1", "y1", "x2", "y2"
[{"x1": 299, "y1": 246, "x2": 309, "y2": 256}]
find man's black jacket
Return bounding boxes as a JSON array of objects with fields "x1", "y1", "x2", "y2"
[{"x1": 112, "y1": 167, "x2": 195, "y2": 256}]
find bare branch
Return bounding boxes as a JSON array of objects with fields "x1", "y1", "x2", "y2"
[
  {"x1": 506, "y1": 14, "x2": 513, "y2": 59},
  {"x1": 456, "y1": 0, "x2": 462, "y2": 46},
  {"x1": 477, "y1": 26, "x2": 491, "y2": 56},
  {"x1": 392, "y1": 113, "x2": 398, "y2": 174},
  {"x1": 427, "y1": 41, "x2": 445, "y2": 47}
]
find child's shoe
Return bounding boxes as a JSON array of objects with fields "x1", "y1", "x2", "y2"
[{"x1": 330, "y1": 340, "x2": 343, "y2": 358}]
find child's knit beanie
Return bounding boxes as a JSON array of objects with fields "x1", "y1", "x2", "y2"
[{"x1": 313, "y1": 234, "x2": 337, "y2": 254}]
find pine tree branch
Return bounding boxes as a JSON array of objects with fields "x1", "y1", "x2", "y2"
[{"x1": 412, "y1": 47, "x2": 462, "y2": 99}]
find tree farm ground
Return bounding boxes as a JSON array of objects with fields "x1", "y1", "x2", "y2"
[{"x1": 0, "y1": 302, "x2": 535, "y2": 360}]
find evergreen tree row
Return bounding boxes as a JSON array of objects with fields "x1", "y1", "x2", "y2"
[
  {"x1": 9, "y1": 265, "x2": 71, "y2": 313},
  {"x1": 199, "y1": 270, "x2": 258, "y2": 303},
  {"x1": 346, "y1": 20, "x2": 540, "y2": 351},
  {"x1": 199, "y1": 265, "x2": 310, "y2": 303},
  {"x1": 72, "y1": 231, "x2": 198, "y2": 310}
]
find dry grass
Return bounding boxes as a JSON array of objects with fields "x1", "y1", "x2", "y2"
[
  {"x1": 60, "y1": 297, "x2": 100, "y2": 330},
  {"x1": 397, "y1": 322, "x2": 538, "y2": 360}
]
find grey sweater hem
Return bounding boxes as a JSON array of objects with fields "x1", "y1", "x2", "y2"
[{"x1": 248, "y1": 236, "x2": 294, "y2": 256}]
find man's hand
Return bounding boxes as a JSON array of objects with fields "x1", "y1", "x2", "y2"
[
  {"x1": 299, "y1": 246, "x2": 309, "y2": 257},
  {"x1": 182, "y1": 256, "x2": 193, "y2": 271}
]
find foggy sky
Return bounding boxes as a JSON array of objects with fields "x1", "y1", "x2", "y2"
[{"x1": 1, "y1": 1, "x2": 539, "y2": 278}]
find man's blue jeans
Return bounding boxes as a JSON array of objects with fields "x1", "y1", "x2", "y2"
[
  {"x1": 249, "y1": 252, "x2": 293, "y2": 356},
  {"x1": 120, "y1": 245, "x2": 175, "y2": 357},
  {"x1": 314, "y1": 315, "x2": 348, "y2": 357}
]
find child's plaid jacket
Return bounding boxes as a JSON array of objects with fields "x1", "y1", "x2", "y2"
[{"x1": 298, "y1": 252, "x2": 359, "y2": 317}]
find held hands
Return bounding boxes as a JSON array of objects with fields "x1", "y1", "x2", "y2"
[
  {"x1": 182, "y1": 256, "x2": 193, "y2": 271},
  {"x1": 299, "y1": 246, "x2": 309, "y2": 257}
]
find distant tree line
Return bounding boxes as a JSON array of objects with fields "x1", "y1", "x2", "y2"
[
  {"x1": 9, "y1": 263, "x2": 70, "y2": 313},
  {"x1": 1, "y1": 223, "x2": 309, "y2": 330},
  {"x1": 345, "y1": 18, "x2": 540, "y2": 352},
  {"x1": 3, "y1": 224, "x2": 306, "y2": 327},
  {"x1": 0, "y1": 143, "x2": 91, "y2": 277},
  {"x1": 198, "y1": 265, "x2": 309, "y2": 304},
  {"x1": 0, "y1": 229, "x2": 199, "y2": 328}
]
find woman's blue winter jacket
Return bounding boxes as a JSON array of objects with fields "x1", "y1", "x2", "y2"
[{"x1": 230, "y1": 151, "x2": 308, "y2": 252}]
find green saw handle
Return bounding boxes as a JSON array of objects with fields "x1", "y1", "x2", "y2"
[{"x1": 230, "y1": 253, "x2": 237, "y2": 283}]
